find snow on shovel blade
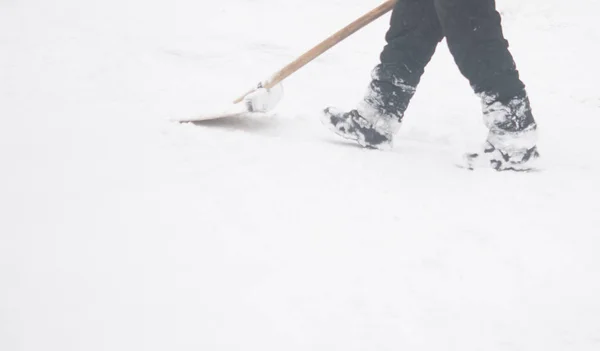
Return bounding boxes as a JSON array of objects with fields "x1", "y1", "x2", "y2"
[
  {"x1": 177, "y1": 101, "x2": 252, "y2": 123},
  {"x1": 178, "y1": 84, "x2": 283, "y2": 123}
]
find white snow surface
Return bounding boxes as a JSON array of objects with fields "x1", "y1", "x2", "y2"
[{"x1": 1, "y1": 0, "x2": 600, "y2": 350}]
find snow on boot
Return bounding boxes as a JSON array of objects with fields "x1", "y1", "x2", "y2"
[
  {"x1": 463, "y1": 141, "x2": 540, "y2": 171},
  {"x1": 463, "y1": 92, "x2": 540, "y2": 171},
  {"x1": 321, "y1": 104, "x2": 401, "y2": 150},
  {"x1": 321, "y1": 65, "x2": 414, "y2": 150}
]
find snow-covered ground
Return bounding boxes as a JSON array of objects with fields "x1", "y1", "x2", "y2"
[{"x1": 1, "y1": 0, "x2": 599, "y2": 350}]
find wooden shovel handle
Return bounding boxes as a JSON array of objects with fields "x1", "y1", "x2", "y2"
[{"x1": 234, "y1": 0, "x2": 397, "y2": 103}]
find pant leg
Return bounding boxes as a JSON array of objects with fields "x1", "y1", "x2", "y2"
[
  {"x1": 365, "y1": 0, "x2": 443, "y2": 121},
  {"x1": 433, "y1": 0, "x2": 524, "y2": 102},
  {"x1": 434, "y1": 0, "x2": 537, "y2": 151}
]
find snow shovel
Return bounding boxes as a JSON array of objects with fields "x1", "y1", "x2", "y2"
[{"x1": 179, "y1": 0, "x2": 397, "y2": 122}]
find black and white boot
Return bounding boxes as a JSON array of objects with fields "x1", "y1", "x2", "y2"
[
  {"x1": 463, "y1": 92, "x2": 540, "y2": 171},
  {"x1": 321, "y1": 74, "x2": 410, "y2": 150},
  {"x1": 463, "y1": 141, "x2": 540, "y2": 171},
  {"x1": 320, "y1": 105, "x2": 401, "y2": 150}
]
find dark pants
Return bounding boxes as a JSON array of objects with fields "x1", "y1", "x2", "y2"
[{"x1": 368, "y1": 0, "x2": 529, "y2": 125}]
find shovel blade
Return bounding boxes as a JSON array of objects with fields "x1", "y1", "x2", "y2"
[
  {"x1": 179, "y1": 83, "x2": 283, "y2": 123},
  {"x1": 177, "y1": 102, "x2": 251, "y2": 123}
]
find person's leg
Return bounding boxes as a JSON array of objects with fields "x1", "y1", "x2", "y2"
[
  {"x1": 367, "y1": 0, "x2": 445, "y2": 120},
  {"x1": 434, "y1": 0, "x2": 539, "y2": 170},
  {"x1": 322, "y1": 0, "x2": 443, "y2": 149}
]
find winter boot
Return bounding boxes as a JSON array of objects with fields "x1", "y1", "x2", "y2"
[
  {"x1": 320, "y1": 104, "x2": 401, "y2": 150},
  {"x1": 321, "y1": 67, "x2": 414, "y2": 150},
  {"x1": 464, "y1": 92, "x2": 540, "y2": 171}
]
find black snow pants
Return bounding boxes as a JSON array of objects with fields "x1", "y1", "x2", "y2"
[{"x1": 368, "y1": 0, "x2": 529, "y2": 123}]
